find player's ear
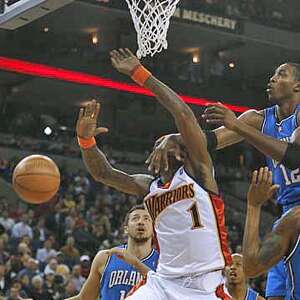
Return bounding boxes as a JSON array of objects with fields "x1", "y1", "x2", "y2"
[
  {"x1": 293, "y1": 81, "x2": 300, "y2": 93},
  {"x1": 124, "y1": 225, "x2": 128, "y2": 235}
]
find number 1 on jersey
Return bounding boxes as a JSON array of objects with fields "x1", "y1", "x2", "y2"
[{"x1": 187, "y1": 202, "x2": 203, "y2": 229}]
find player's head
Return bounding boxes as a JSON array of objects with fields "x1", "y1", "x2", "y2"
[
  {"x1": 267, "y1": 63, "x2": 300, "y2": 104},
  {"x1": 124, "y1": 204, "x2": 153, "y2": 243},
  {"x1": 225, "y1": 253, "x2": 246, "y2": 285}
]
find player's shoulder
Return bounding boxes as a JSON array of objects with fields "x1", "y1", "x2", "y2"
[
  {"x1": 92, "y1": 250, "x2": 111, "y2": 274},
  {"x1": 239, "y1": 109, "x2": 264, "y2": 128},
  {"x1": 276, "y1": 206, "x2": 300, "y2": 232}
]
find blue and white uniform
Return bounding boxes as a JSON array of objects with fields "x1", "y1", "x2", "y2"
[
  {"x1": 262, "y1": 104, "x2": 300, "y2": 299},
  {"x1": 245, "y1": 287, "x2": 259, "y2": 300},
  {"x1": 100, "y1": 245, "x2": 159, "y2": 300}
]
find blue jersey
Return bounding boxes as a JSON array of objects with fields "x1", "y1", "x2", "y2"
[
  {"x1": 245, "y1": 287, "x2": 259, "y2": 300},
  {"x1": 100, "y1": 245, "x2": 159, "y2": 300},
  {"x1": 284, "y1": 234, "x2": 300, "y2": 300},
  {"x1": 262, "y1": 104, "x2": 300, "y2": 212}
]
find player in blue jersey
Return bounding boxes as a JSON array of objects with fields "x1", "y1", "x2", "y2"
[
  {"x1": 225, "y1": 253, "x2": 265, "y2": 300},
  {"x1": 243, "y1": 167, "x2": 300, "y2": 300},
  {"x1": 64, "y1": 204, "x2": 159, "y2": 300},
  {"x1": 148, "y1": 62, "x2": 300, "y2": 300}
]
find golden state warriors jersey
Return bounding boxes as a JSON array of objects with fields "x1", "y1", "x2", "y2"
[{"x1": 144, "y1": 167, "x2": 231, "y2": 278}]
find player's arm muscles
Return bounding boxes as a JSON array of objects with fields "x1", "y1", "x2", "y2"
[
  {"x1": 64, "y1": 251, "x2": 109, "y2": 300},
  {"x1": 145, "y1": 76, "x2": 218, "y2": 194},
  {"x1": 230, "y1": 113, "x2": 300, "y2": 168},
  {"x1": 243, "y1": 206, "x2": 300, "y2": 278},
  {"x1": 81, "y1": 146, "x2": 153, "y2": 196},
  {"x1": 213, "y1": 109, "x2": 264, "y2": 149}
]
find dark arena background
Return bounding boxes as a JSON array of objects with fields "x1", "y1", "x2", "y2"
[{"x1": 0, "y1": 0, "x2": 299, "y2": 299}]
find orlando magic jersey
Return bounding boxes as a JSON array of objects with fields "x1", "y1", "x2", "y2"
[
  {"x1": 262, "y1": 104, "x2": 300, "y2": 212},
  {"x1": 100, "y1": 245, "x2": 159, "y2": 300},
  {"x1": 245, "y1": 287, "x2": 259, "y2": 300},
  {"x1": 284, "y1": 234, "x2": 300, "y2": 300}
]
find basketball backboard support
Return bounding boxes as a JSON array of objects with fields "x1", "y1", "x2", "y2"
[{"x1": 0, "y1": 0, "x2": 75, "y2": 30}]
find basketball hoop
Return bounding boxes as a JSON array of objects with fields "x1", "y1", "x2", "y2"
[{"x1": 125, "y1": 0, "x2": 180, "y2": 58}]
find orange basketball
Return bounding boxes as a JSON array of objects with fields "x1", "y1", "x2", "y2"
[{"x1": 12, "y1": 155, "x2": 60, "y2": 204}]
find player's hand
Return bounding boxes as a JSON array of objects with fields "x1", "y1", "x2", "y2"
[
  {"x1": 107, "y1": 248, "x2": 139, "y2": 266},
  {"x1": 202, "y1": 102, "x2": 239, "y2": 131},
  {"x1": 110, "y1": 48, "x2": 141, "y2": 76},
  {"x1": 247, "y1": 167, "x2": 279, "y2": 207},
  {"x1": 76, "y1": 99, "x2": 109, "y2": 139},
  {"x1": 145, "y1": 134, "x2": 185, "y2": 174}
]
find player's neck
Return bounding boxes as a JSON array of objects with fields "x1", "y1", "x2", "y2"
[
  {"x1": 226, "y1": 282, "x2": 247, "y2": 300},
  {"x1": 127, "y1": 238, "x2": 153, "y2": 260},
  {"x1": 277, "y1": 99, "x2": 300, "y2": 120}
]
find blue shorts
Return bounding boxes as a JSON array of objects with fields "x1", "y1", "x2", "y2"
[{"x1": 266, "y1": 259, "x2": 286, "y2": 298}]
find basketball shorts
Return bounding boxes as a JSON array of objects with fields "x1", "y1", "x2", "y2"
[
  {"x1": 126, "y1": 270, "x2": 231, "y2": 300},
  {"x1": 266, "y1": 260, "x2": 287, "y2": 298}
]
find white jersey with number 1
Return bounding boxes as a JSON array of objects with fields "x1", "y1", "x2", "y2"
[{"x1": 144, "y1": 166, "x2": 232, "y2": 278}]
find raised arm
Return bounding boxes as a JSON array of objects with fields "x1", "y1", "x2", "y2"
[
  {"x1": 110, "y1": 49, "x2": 217, "y2": 193},
  {"x1": 242, "y1": 168, "x2": 300, "y2": 277},
  {"x1": 76, "y1": 100, "x2": 153, "y2": 196},
  {"x1": 64, "y1": 251, "x2": 109, "y2": 300}
]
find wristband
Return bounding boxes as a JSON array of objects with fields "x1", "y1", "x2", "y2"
[
  {"x1": 131, "y1": 65, "x2": 152, "y2": 86},
  {"x1": 77, "y1": 136, "x2": 96, "y2": 149}
]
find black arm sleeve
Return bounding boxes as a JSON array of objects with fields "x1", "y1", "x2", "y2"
[
  {"x1": 281, "y1": 143, "x2": 300, "y2": 170},
  {"x1": 204, "y1": 130, "x2": 217, "y2": 153}
]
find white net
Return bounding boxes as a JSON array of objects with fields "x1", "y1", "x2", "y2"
[{"x1": 125, "y1": 0, "x2": 180, "y2": 58}]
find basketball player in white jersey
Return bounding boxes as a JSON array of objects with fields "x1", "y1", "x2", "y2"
[{"x1": 76, "y1": 48, "x2": 232, "y2": 299}]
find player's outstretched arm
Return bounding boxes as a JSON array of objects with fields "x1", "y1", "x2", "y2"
[
  {"x1": 110, "y1": 48, "x2": 217, "y2": 193},
  {"x1": 204, "y1": 103, "x2": 300, "y2": 170},
  {"x1": 242, "y1": 168, "x2": 300, "y2": 277},
  {"x1": 76, "y1": 100, "x2": 153, "y2": 196},
  {"x1": 64, "y1": 251, "x2": 109, "y2": 300}
]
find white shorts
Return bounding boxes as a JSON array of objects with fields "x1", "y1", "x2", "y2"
[{"x1": 126, "y1": 270, "x2": 231, "y2": 300}]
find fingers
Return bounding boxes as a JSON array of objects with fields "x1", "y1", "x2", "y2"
[
  {"x1": 110, "y1": 48, "x2": 132, "y2": 61},
  {"x1": 251, "y1": 170, "x2": 258, "y2": 185},
  {"x1": 161, "y1": 148, "x2": 169, "y2": 171},
  {"x1": 95, "y1": 127, "x2": 109, "y2": 136},
  {"x1": 95, "y1": 102, "x2": 101, "y2": 119},
  {"x1": 83, "y1": 99, "x2": 98, "y2": 118},
  {"x1": 257, "y1": 167, "x2": 264, "y2": 184},
  {"x1": 107, "y1": 248, "x2": 124, "y2": 257},
  {"x1": 78, "y1": 108, "x2": 84, "y2": 121},
  {"x1": 262, "y1": 167, "x2": 269, "y2": 184}
]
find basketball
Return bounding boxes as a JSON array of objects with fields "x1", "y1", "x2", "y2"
[{"x1": 12, "y1": 155, "x2": 60, "y2": 204}]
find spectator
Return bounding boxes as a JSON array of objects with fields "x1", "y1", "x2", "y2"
[
  {"x1": 60, "y1": 237, "x2": 80, "y2": 266},
  {"x1": 28, "y1": 275, "x2": 52, "y2": 300},
  {"x1": 0, "y1": 210, "x2": 15, "y2": 232},
  {"x1": 69, "y1": 265, "x2": 85, "y2": 292},
  {"x1": 36, "y1": 239, "x2": 57, "y2": 263},
  {"x1": 0, "y1": 239, "x2": 9, "y2": 264},
  {"x1": 44, "y1": 258, "x2": 58, "y2": 276},
  {"x1": 0, "y1": 264, "x2": 9, "y2": 296},
  {"x1": 11, "y1": 215, "x2": 33, "y2": 240},
  {"x1": 17, "y1": 258, "x2": 40, "y2": 281}
]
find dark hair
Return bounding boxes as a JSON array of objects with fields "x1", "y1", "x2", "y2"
[
  {"x1": 287, "y1": 62, "x2": 300, "y2": 81},
  {"x1": 124, "y1": 204, "x2": 146, "y2": 226}
]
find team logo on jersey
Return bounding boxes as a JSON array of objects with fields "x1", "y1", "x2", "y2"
[
  {"x1": 109, "y1": 270, "x2": 142, "y2": 288},
  {"x1": 145, "y1": 183, "x2": 195, "y2": 221}
]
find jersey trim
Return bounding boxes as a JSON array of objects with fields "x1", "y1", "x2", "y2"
[
  {"x1": 209, "y1": 194, "x2": 232, "y2": 266},
  {"x1": 183, "y1": 167, "x2": 220, "y2": 197},
  {"x1": 287, "y1": 261, "x2": 296, "y2": 300},
  {"x1": 99, "y1": 254, "x2": 111, "y2": 291},
  {"x1": 216, "y1": 284, "x2": 232, "y2": 300},
  {"x1": 141, "y1": 249, "x2": 156, "y2": 262},
  {"x1": 261, "y1": 108, "x2": 267, "y2": 133},
  {"x1": 284, "y1": 235, "x2": 300, "y2": 263}
]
